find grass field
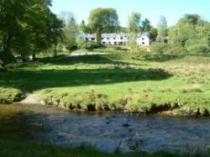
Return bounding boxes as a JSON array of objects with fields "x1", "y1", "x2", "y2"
[{"x1": 1, "y1": 50, "x2": 210, "y2": 116}]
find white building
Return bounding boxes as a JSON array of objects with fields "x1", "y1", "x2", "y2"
[
  {"x1": 84, "y1": 32, "x2": 150, "y2": 46},
  {"x1": 136, "y1": 33, "x2": 150, "y2": 46}
]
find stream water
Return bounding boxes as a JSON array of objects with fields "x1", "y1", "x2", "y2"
[{"x1": 0, "y1": 104, "x2": 210, "y2": 153}]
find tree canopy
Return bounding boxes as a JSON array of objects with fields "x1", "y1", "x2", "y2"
[
  {"x1": 88, "y1": 8, "x2": 119, "y2": 43},
  {"x1": 0, "y1": 0, "x2": 63, "y2": 63},
  {"x1": 157, "y1": 15, "x2": 168, "y2": 42},
  {"x1": 168, "y1": 14, "x2": 210, "y2": 54},
  {"x1": 128, "y1": 12, "x2": 141, "y2": 33}
]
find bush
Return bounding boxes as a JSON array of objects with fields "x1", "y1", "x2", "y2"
[
  {"x1": 185, "y1": 38, "x2": 210, "y2": 54},
  {"x1": 65, "y1": 38, "x2": 78, "y2": 52},
  {"x1": 165, "y1": 44, "x2": 187, "y2": 55},
  {"x1": 77, "y1": 38, "x2": 103, "y2": 50},
  {"x1": 0, "y1": 52, "x2": 15, "y2": 64},
  {"x1": 187, "y1": 44, "x2": 209, "y2": 54},
  {"x1": 0, "y1": 88, "x2": 25, "y2": 104},
  {"x1": 82, "y1": 41, "x2": 102, "y2": 50},
  {"x1": 150, "y1": 42, "x2": 168, "y2": 54}
]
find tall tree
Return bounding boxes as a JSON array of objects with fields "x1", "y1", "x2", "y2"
[
  {"x1": 142, "y1": 18, "x2": 151, "y2": 32},
  {"x1": 88, "y1": 8, "x2": 119, "y2": 43},
  {"x1": 168, "y1": 14, "x2": 210, "y2": 53},
  {"x1": 157, "y1": 15, "x2": 168, "y2": 42},
  {"x1": 128, "y1": 12, "x2": 141, "y2": 33},
  {"x1": 0, "y1": 0, "x2": 63, "y2": 62},
  {"x1": 64, "y1": 17, "x2": 78, "y2": 52},
  {"x1": 149, "y1": 27, "x2": 158, "y2": 42},
  {"x1": 179, "y1": 14, "x2": 202, "y2": 26},
  {"x1": 208, "y1": 33, "x2": 210, "y2": 48},
  {"x1": 0, "y1": 0, "x2": 28, "y2": 62}
]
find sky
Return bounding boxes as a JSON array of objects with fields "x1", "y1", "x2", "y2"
[{"x1": 51, "y1": 0, "x2": 210, "y2": 27}]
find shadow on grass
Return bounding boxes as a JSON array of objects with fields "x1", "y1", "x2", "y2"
[
  {"x1": 0, "y1": 67, "x2": 172, "y2": 92},
  {"x1": 37, "y1": 54, "x2": 129, "y2": 65}
]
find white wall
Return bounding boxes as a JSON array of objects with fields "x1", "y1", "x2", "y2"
[{"x1": 84, "y1": 33, "x2": 150, "y2": 46}]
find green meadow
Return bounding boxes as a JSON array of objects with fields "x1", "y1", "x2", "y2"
[{"x1": 1, "y1": 50, "x2": 210, "y2": 116}]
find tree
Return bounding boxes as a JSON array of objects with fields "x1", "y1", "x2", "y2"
[
  {"x1": 0, "y1": 0, "x2": 64, "y2": 63},
  {"x1": 142, "y1": 18, "x2": 151, "y2": 32},
  {"x1": 157, "y1": 15, "x2": 168, "y2": 42},
  {"x1": 127, "y1": 12, "x2": 141, "y2": 48},
  {"x1": 0, "y1": 0, "x2": 29, "y2": 63},
  {"x1": 179, "y1": 14, "x2": 202, "y2": 26},
  {"x1": 29, "y1": 0, "x2": 64, "y2": 60},
  {"x1": 168, "y1": 14, "x2": 210, "y2": 54},
  {"x1": 64, "y1": 17, "x2": 78, "y2": 52},
  {"x1": 208, "y1": 33, "x2": 210, "y2": 48},
  {"x1": 128, "y1": 12, "x2": 141, "y2": 33},
  {"x1": 149, "y1": 27, "x2": 158, "y2": 42},
  {"x1": 48, "y1": 14, "x2": 64, "y2": 57},
  {"x1": 88, "y1": 8, "x2": 119, "y2": 43}
]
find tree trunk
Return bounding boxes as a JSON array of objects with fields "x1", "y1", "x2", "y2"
[
  {"x1": 32, "y1": 52, "x2": 36, "y2": 61},
  {"x1": 1, "y1": 33, "x2": 15, "y2": 64},
  {"x1": 0, "y1": 51, "x2": 15, "y2": 64},
  {"x1": 53, "y1": 44, "x2": 57, "y2": 57},
  {"x1": 96, "y1": 29, "x2": 102, "y2": 44}
]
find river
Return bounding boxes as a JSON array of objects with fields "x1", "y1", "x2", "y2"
[{"x1": 0, "y1": 104, "x2": 210, "y2": 153}]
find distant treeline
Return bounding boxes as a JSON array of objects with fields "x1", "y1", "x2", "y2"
[{"x1": 1, "y1": 2, "x2": 210, "y2": 65}]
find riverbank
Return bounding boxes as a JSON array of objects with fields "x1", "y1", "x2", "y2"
[
  {"x1": 1, "y1": 52, "x2": 210, "y2": 116},
  {"x1": 0, "y1": 139, "x2": 188, "y2": 157}
]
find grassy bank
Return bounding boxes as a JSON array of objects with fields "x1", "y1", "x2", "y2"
[
  {"x1": 0, "y1": 139, "x2": 207, "y2": 157},
  {"x1": 0, "y1": 51, "x2": 210, "y2": 116}
]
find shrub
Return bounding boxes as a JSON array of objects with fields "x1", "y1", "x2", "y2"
[
  {"x1": 188, "y1": 44, "x2": 209, "y2": 54},
  {"x1": 77, "y1": 37, "x2": 103, "y2": 50},
  {"x1": 150, "y1": 42, "x2": 168, "y2": 54},
  {"x1": 85, "y1": 42, "x2": 103, "y2": 50},
  {"x1": 165, "y1": 45, "x2": 187, "y2": 55},
  {"x1": 185, "y1": 38, "x2": 210, "y2": 54},
  {"x1": 65, "y1": 38, "x2": 78, "y2": 52},
  {"x1": 0, "y1": 88, "x2": 25, "y2": 104}
]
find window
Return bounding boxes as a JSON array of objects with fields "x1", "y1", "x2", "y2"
[{"x1": 142, "y1": 38, "x2": 145, "y2": 40}]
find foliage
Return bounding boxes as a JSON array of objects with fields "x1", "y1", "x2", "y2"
[
  {"x1": 142, "y1": 18, "x2": 152, "y2": 32},
  {"x1": 79, "y1": 20, "x2": 92, "y2": 33},
  {"x1": 63, "y1": 17, "x2": 78, "y2": 52},
  {"x1": 149, "y1": 28, "x2": 158, "y2": 42},
  {"x1": 0, "y1": 88, "x2": 24, "y2": 104},
  {"x1": 168, "y1": 14, "x2": 210, "y2": 54},
  {"x1": 0, "y1": 0, "x2": 64, "y2": 62},
  {"x1": 156, "y1": 16, "x2": 168, "y2": 42},
  {"x1": 150, "y1": 42, "x2": 168, "y2": 54},
  {"x1": 128, "y1": 12, "x2": 141, "y2": 33},
  {"x1": 77, "y1": 40, "x2": 102, "y2": 50},
  {"x1": 88, "y1": 8, "x2": 119, "y2": 43}
]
